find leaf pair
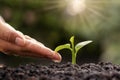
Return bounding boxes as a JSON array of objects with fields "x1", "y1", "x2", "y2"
[{"x1": 55, "y1": 36, "x2": 92, "y2": 64}]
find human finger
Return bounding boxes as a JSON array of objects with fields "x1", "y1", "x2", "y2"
[
  {"x1": 24, "y1": 39, "x2": 62, "y2": 62},
  {"x1": 0, "y1": 18, "x2": 25, "y2": 46},
  {"x1": 0, "y1": 16, "x2": 5, "y2": 22},
  {"x1": 25, "y1": 35, "x2": 45, "y2": 46},
  {"x1": 0, "y1": 39, "x2": 22, "y2": 55}
]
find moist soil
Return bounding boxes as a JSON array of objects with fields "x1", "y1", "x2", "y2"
[{"x1": 0, "y1": 62, "x2": 120, "y2": 80}]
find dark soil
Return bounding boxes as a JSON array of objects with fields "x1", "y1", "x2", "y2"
[{"x1": 0, "y1": 62, "x2": 120, "y2": 80}]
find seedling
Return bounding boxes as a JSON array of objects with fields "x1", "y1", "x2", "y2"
[{"x1": 54, "y1": 36, "x2": 92, "y2": 64}]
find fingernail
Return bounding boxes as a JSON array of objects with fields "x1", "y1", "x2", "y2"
[
  {"x1": 15, "y1": 37, "x2": 25, "y2": 46},
  {"x1": 52, "y1": 52, "x2": 62, "y2": 63}
]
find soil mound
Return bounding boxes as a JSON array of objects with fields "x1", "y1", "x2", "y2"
[{"x1": 0, "y1": 62, "x2": 120, "y2": 80}]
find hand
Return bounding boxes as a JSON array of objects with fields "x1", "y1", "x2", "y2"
[{"x1": 0, "y1": 16, "x2": 61, "y2": 63}]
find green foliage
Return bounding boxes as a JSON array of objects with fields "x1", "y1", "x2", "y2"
[{"x1": 55, "y1": 36, "x2": 92, "y2": 64}]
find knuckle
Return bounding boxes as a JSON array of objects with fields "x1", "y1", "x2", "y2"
[
  {"x1": 16, "y1": 30, "x2": 24, "y2": 36},
  {"x1": 25, "y1": 40, "x2": 32, "y2": 48},
  {"x1": 6, "y1": 31, "x2": 17, "y2": 43}
]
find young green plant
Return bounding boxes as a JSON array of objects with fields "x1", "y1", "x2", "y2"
[{"x1": 54, "y1": 36, "x2": 92, "y2": 64}]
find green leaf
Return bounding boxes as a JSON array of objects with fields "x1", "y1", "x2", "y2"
[
  {"x1": 75, "y1": 41, "x2": 92, "y2": 54},
  {"x1": 54, "y1": 44, "x2": 71, "y2": 52},
  {"x1": 70, "y1": 36, "x2": 74, "y2": 45}
]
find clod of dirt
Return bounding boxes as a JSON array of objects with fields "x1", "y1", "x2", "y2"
[{"x1": 0, "y1": 62, "x2": 120, "y2": 80}]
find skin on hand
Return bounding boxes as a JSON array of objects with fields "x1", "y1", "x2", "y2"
[{"x1": 0, "y1": 16, "x2": 62, "y2": 63}]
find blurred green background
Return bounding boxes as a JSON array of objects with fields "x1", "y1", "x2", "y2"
[{"x1": 0, "y1": 0, "x2": 120, "y2": 66}]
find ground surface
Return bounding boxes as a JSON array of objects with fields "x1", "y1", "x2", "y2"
[{"x1": 0, "y1": 62, "x2": 120, "y2": 80}]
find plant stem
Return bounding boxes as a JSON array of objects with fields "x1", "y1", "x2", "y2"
[
  {"x1": 72, "y1": 51, "x2": 76, "y2": 64},
  {"x1": 71, "y1": 37, "x2": 76, "y2": 64}
]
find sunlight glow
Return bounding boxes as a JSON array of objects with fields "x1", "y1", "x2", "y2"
[
  {"x1": 43, "y1": 0, "x2": 120, "y2": 38},
  {"x1": 66, "y1": 0, "x2": 86, "y2": 16}
]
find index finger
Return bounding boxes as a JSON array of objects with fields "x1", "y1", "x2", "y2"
[{"x1": 24, "y1": 39, "x2": 62, "y2": 63}]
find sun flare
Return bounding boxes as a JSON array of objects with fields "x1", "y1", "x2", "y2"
[
  {"x1": 66, "y1": 0, "x2": 86, "y2": 16},
  {"x1": 43, "y1": 0, "x2": 120, "y2": 38}
]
